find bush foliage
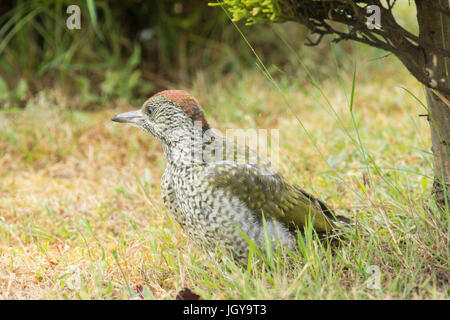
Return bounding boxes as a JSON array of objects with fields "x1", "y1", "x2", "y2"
[{"x1": 0, "y1": 0, "x2": 310, "y2": 108}]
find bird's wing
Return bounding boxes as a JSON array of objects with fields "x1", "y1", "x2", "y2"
[{"x1": 203, "y1": 161, "x2": 336, "y2": 233}]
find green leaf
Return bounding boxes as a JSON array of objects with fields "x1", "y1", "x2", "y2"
[
  {"x1": 0, "y1": 76, "x2": 9, "y2": 100},
  {"x1": 421, "y1": 177, "x2": 428, "y2": 193},
  {"x1": 15, "y1": 78, "x2": 28, "y2": 98},
  {"x1": 86, "y1": 0, "x2": 104, "y2": 40}
]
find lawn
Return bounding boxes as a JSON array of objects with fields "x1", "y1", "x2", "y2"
[{"x1": 0, "y1": 40, "x2": 448, "y2": 299}]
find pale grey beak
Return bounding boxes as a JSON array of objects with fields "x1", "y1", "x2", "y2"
[{"x1": 112, "y1": 110, "x2": 144, "y2": 125}]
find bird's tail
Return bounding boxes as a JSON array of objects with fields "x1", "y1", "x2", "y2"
[
  {"x1": 295, "y1": 187, "x2": 350, "y2": 223},
  {"x1": 294, "y1": 186, "x2": 352, "y2": 233},
  {"x1": 334, "y1": 214, "x2": 351, "y2": 225}
]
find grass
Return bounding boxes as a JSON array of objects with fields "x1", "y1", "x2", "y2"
[{"x1": 0, "y1": 38, "x2": 449, "y2": 299}]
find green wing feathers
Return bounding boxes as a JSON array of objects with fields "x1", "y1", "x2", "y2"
[{"x1": 205, "y1": 162, "x2": 342, "y2": 233}]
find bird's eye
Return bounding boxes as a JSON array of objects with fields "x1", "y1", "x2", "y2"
[{"x1": 147, "y1": 105, "x2": 154, "y2": 114}]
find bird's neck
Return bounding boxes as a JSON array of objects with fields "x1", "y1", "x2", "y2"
[
  {"x1": 162, "y1": 134, "x2": 205, "y2": 167},
  {"x1": 162, "y1": 130, "x2": 223, "y2": 167}
]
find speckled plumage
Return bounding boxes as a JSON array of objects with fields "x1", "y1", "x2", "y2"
[{"x1": 112, "y1": 90, "x2": 348, "y2": 261}]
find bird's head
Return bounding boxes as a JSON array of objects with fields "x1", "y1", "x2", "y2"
[{"x1": 112, "y1": 90, "x2": 210, "y2": 144}]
